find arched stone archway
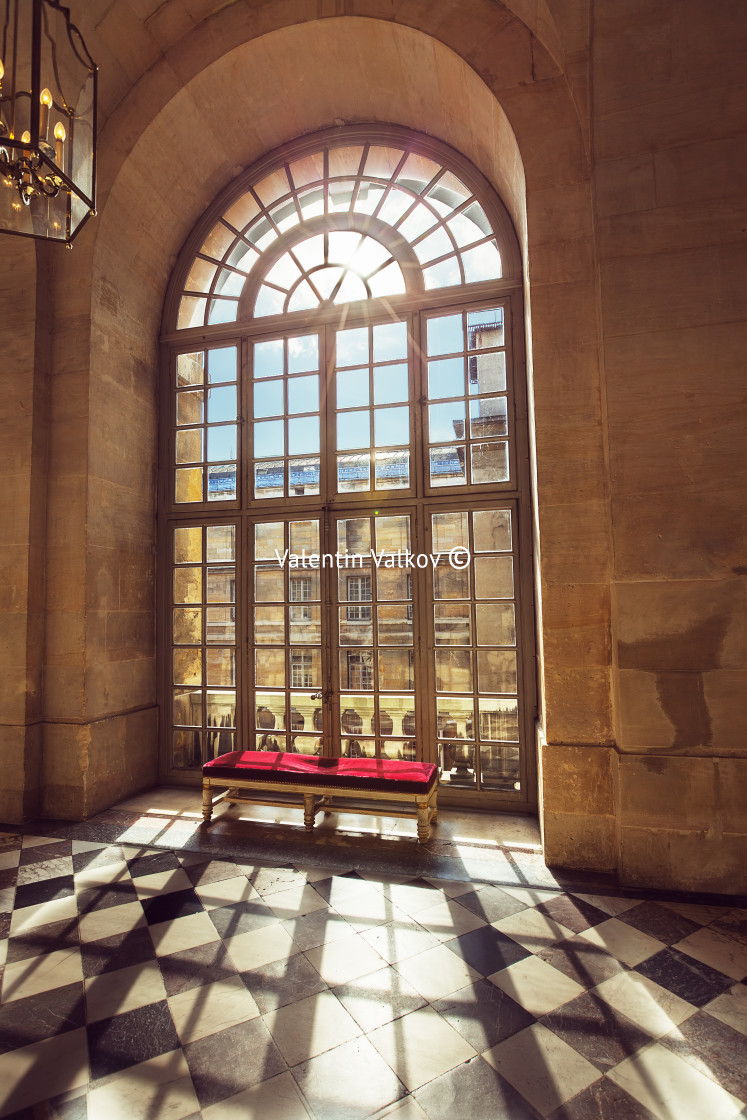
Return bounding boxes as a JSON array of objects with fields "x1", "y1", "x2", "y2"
[{"x1": 37, "y1": 9, "x2": 612, "y2": 878}]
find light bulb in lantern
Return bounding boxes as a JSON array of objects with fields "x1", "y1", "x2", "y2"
[
  {"x1": 54, "y1": 121, "x2": 66, "y2": 166},
  {"x1": 21, "y1": 130, "x2": 31, "y2": 144},
  {"x1": 40, "y1": 88, "x2": 53, "y2": 138}
]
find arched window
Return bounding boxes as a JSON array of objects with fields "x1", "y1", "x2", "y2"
[{"x1": 161, "y1": 127, "x2": 535, "y2": 808}]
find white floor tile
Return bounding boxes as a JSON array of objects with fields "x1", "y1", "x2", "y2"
[
  {"x1": 333, "y1": 964, "x2": 427, "y2": 1033},
  {"x1": 0, "y1": 850, "x2": 21, "y2": 871},
  {"x1": 488, "y1": 954, "x2": 585, "y2": 1016},
  {"x1": 194, "y1": 875, "x2": 261, "y2": 910},
  {"x1": 169, "y1": 973, "x2": 259, "y2": 1044},
  {"x1": 264, "y1": 989, "x2": 362, "y2": 1067},
  {"x1": 594, "y1": 970, "x2": 696, "y2": 1038},
  {"x1": 393, "y1": 943, "x2": 481, "y2": 1001},
  {"x1": 78, "y1": 899, "x2": 147, "y2": 943},
  {"x1": 571, "y1": 917, "x2": 665, "y2": 966},
  {"x1": 85, "y1": 959, "x2": 166, "y2": 1022},
  {"x1": 381, "y1": 882, "x2": 447, "y2": 917},
  {"x1": 660, "y1": 901, "x2": 732, "y2": 925},
  {"x1": 87, "y1": 1049, "x2": 199, "y2": 1120},
  {"x1": 674, "y1": 927, "x2": 747, "y2": 981},
  {"x1": 73, "y1": 859, "x2": 131, "y2": 891},
  {"x1": 483, "y1": 1023, "x2": 600, "y2": 1115},
  {"x1": 608, "y1": 1041, "x2": 744, "y2": 1120},
  {"x1": 499, "y1": 886, "x2": 559, "y2": 907},
  {"x1": 132, "y1": 867, "x2": 193, "y2": 899},
  {"x1": 0, "y1": 1028, "x2": 88, "y2": 1116},
  {"x1": 21, "y1": 835, "x2": 61, "y2": 848},
  {"x1": 149, "y1": 910, "x2": 221, "y2": 957},
  {"x1": 70, "y1": 840, "x2": 109, "y2": 855},
  {"x1": 411, "y1": 898, "x2": 486, "y2": 942},
  {"x1": 360, "y1": 919, "x2": 441, "y2": 966},
  {"x1": 9, "y1": 894, "x2": 78, "y2": 935},
  {"x1": 202, "y1": 1070, "x2": 311, "y2": 1120},
  {"x1": 422, "y1": 877, "x2": 475, "y2": 899},
  {"x1": 492, "y1": 908, "x2": 574, "y2": 954},
  {"x1": 368, "y1": 1005, "x2": 476, "y2": 1092},
  {"x1": 704, "y1": 983, "x2": 747, "y2": 1035},
  {"x1": 223, "y1": 922, "x2": 299, "y2": 971},
  {"x1": 266, "y1": 883, "x2": 329, "y2": 920},
  {"x1": 305, "y1": 932, "x2": 386, "y2": 986},
  {"x1": 1, "y1": 946, "x2": 82, "y2": 1003}
]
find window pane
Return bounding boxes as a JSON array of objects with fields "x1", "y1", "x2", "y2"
[
  {"x1": 427, "y1": 314, "x2": 463, "y2": 356},
  {"x1": 288, "y1": 416, "x2": 320, "y2": 455},
  {"x1": 374, "y1": 363, "x2": 408, "y2": 404},
  {"x1": 428, "y1": 358, "x2": 464, "y2": 400},
  {"x1": 254, "y1": 379, "x2": 284, "y2": 417},
  {"x1": 337, "y1": 327, "x2": 369, "y2": 366},
  {"x1": 373, "y1": 321, "x2": 407, "y2": 361},
  {"x1": 374, "y1": 406, "x2": 409, "y2": 447},
  {"x1": 288, "y1": 334, "x2": 319, "y2": 373},
  {"x1": 337, "y1": 367, "x2": 369, "y2": 409},
  {"x1": 254, "y1": 339, "x2": 284, "y2": 378},
  {"x1": 337, "y1": 410, "x2": 370, "y2": 450}
]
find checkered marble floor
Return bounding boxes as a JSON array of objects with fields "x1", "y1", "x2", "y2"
[{"x1": 1, "y1": 829, "x2": 746, "y2": 1120}]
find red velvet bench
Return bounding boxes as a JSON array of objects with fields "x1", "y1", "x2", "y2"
[{"x1": 202, "y1": 750, "x2": 439, "y2": 843}]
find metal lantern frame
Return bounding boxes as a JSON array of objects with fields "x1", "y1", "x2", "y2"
[{"x1": 0, "y1": 0, "x2": 97, "y2": 244}]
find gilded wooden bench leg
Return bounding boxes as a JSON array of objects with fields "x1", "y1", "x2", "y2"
[
  {"x1": 430, "y1": 791, "x2": 438, "y2": 824},
  {"x1": 303, "y1": 793, "x2": 316, "y2": 832},
  {"x1": 202, "y1": 781, "x2": 213, "y2": 823},
  {"x1": 417, "y1": 800, "x2": 430, "y2": 843}
]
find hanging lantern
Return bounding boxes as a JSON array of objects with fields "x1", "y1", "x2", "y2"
[{"x1": 0, "y1": 0, "x2": 97, "y2": 244}]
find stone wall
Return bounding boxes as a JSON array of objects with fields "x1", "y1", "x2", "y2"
[{"x1": 0, "y1": 0, "x2": 743, "y2": 892}]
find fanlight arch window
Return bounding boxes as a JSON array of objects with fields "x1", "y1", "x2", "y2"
[
  {"x1": 162, "y1": 127, "x2": 535, "y2": 811},
  {"x1": 173, "y1": 140, "x2": 511, "y2": 331}
]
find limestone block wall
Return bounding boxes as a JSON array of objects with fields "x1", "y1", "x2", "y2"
[
  {"x1": 542, "y1": 0, "x2": 747, "y2": 892},
  {"x1": 0, "y1": 0, "x2": 743, "y2": 892}
]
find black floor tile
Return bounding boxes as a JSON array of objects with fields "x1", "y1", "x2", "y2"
[
  {"x1": 541, "y1": 991, "x2": 653, "y2": 1070},
  {"x1": 432, "y1": 979, "x2": 535, "y2": 1051},
  {"x1": 0, "y1": 982, "x2": 86, "y2": 1053},
  {"x1": 81, "y1": 926, "x2": 157, "y2": 978},
  {"x1": 548, "y1": 1076, "x2": 658, "y2": 1120},
  {"x1": 14, "y1": 875, "x2": 75, "y2": 910},
  {"x1": 280, "y1": 907, "x2": 353, "y2": 952},
  {"x1": 241, "y1": 952, "x2": 328, "y2": 1014},
  {"x1": 415, "y1": 1054, "x2": 538, "y2": 1120},
  {"x1": 183, "y1": 1017, "x2": 285, "y2": 1108},
  {"x1": 455, "y1": 886, "x2": 527, "y2": 924},
  {"x1": 535, "y1": 895, "x2": 611, "y2": 934},
  {"x1": 6, "y1": 916, "x2": 79, "y2": 963},
  {"x1": 660, "y1": 1010, "x2": 747, "y2": 1101},
  {"x1": 208, "y1": 899, "x2": 277, "y2": 940},
  {"x1": 0, "y1": 868, "x2": 18, "y2": 891},
  {"x1": 634, "y1": 947, "x2": 733, "y2": 1007},
  {"x1": 127, "y1": 850, "x2": 182, "y2": 878},
  {"x1": 140, "y1": 887, "x2": 204, "y2": 926},
  {"x1": 76, "y1": 879, "x2": 138, "y2": 914},
  {"x1": 619, "y1": 901, "x2": 702, "y2": 945},
  {"x1": 19, "y1": 841, "x2": 73, "y2": 866},
  {"x1": 446, "y1": 925, "x2": 531, "y2": 975},
  {"x1": 159, "y1": 940, "x2": 238, "y2": 998},
  {"x1": 537, "y1": 939, "x2": 627, "y2": 989},
  {"x1": 184, "y1": 858, "x2": 242, "y2": 887},
  {"x1": 87, "y1": 1000, "x2": 180, "y2": 1081},
  {"x1": 0, "y1": 913, "x2": 11, "y2": 939}
]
